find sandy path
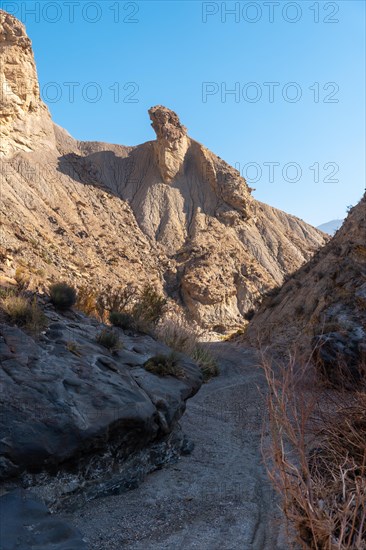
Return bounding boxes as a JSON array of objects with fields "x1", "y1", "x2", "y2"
[{"x1": 70, "y1": 343, "x2": 285, "y2": 549}]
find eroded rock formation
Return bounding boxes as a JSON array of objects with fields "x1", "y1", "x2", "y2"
[
  {"x1": 0, "y1": 10, "x2": 328, "y2": 331},
  {"x1": 0, "y1": 10, "x2": 55, "y2": 156}
]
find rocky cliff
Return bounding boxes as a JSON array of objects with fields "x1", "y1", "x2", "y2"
[
  {"x1": 0, "y1": 10, "x2": 55, "y2": 156},
  {"x1": 0, "y1": 10, "x2": 328, "y2": 332},
  {"x1": 246, "y1": 194, "x2": 366, "y2": 383}
]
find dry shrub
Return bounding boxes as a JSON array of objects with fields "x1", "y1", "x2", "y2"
[
  {"x1": 130, "y1": 284, "x2": 167, "y2": 332},
  {"x1": 14, "y1": 267, "x2": 31, "y2": 291},
  {"x1": 76, "y1": 285, "x2": 98, "y2": 317},
  {"x1": 96, "y1": 283, "x2": 137, "y2": 322},
  {"x1": 155, "y1": 316, "x2": 218, "y2": 380},
  {"x1": 76, "y1": 283, "x2": 137, "y2": 321},
  {"x1": 0, "y1": 293, "x2": 47, "y2": 333},
  {"x1": 262, "y1": 353, "x2": 366, "y2": 549},
  {"x1": 143, "y1": 352, "x2": 185, "y2": 379},
  {"x1": 76, "y1": 283, "x2": 165, "y2": 332}
]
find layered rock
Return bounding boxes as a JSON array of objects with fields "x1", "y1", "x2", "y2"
[
  {"x1": 0, "y1": 10, "x2": 55, "y2": 156},
  {"x1": 0, "y1": 10, "x2": 328, "y2": 331},
  {"x1": 246, "y1": 194, "x2": 366, "y2": 383}
]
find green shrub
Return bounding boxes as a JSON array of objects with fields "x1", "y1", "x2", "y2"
[
  {"x1": 143, "y1": 353, "x2": 185, "y2": 379},
  {"x1": 109, "y1": 311, "x2": 135, "y2": 330},
  {"x1": 49, "y1": 282, "x2": 77, "y2": 310},
  {"x1": 96, "y1": 328, "x2": 121, "y2": 351}
]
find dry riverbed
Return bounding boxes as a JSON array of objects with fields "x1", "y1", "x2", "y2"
[{"x1": 70, "y1": 343, "x2": 286, "y2": 549}]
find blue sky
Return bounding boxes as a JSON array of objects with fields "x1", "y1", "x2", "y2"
[{"x1": 3, "y1": 0, "x2": 365, "y2": 226}]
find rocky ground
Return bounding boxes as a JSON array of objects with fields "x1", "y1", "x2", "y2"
[
  {"x1": 0, "y1": 326, "x2": 286, "y2": 549},
  {"x1": 68, "y1": 343, "x2": 285, "y2": 550}
]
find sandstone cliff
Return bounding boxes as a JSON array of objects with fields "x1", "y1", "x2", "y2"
[{"x1": 0, "y1": 10, "x2": 328, "y2": 331}]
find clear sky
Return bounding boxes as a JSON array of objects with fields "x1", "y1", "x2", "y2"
[{"x1": 3, "y1": 0, "x2": 365, "y2": 226}]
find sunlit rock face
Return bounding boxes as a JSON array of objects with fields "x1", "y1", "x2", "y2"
[
  {"x1": 0, "y1": 10, "x2": 328, "y2": 331},
  {"x1": 0, "y1": 10, "x2": 55, "y2": 156}
]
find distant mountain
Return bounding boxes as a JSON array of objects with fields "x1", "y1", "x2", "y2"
[{"x1": 317, "y1": 219, "x2": 344, "y2": 235}]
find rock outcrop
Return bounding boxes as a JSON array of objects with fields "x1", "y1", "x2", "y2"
[
  {"x1": 0, "y1": 10, "x2": 328, "y2": 332},
  {"x1": 246, "y1": 194, "x2": 366, "y2": 383},
  {"x1": 149, "y1": 105, "x2": 189, "y2": 184},
  {"x1": 0, "y1": 10, "x2": 55, "y2": 156},
  {"x1": 0, "y1": 304, "x2": 202, "y2": 499}
]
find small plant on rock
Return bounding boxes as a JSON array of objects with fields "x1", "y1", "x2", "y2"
[
  {"x1": 143, "y1": 353, "x2": 185, "y2": 379},
  {"x1": 192, "y1": 345, "x2": 219, "y2": 381},
  {"x1": 66, "y1": 341, "x2": 82, "y2": 356},
  {"x1": 49, "y1": 282, "x2": 77, "y2": 310},
  {"x1": 155, "y1": 316, "x2": 219, "y2": 381},
  {"x1": 96, "y1": 328, "x2": 121, "y2": 351},
  {"x1": 1, "y1": 295, "x2": 33, "y2": 325},
  {"x1": 109, "y1": 311, "x2": 135, "y2": 330},
  {"x1": 0, "y1": 294, "x2": 47, "y2": 333}
]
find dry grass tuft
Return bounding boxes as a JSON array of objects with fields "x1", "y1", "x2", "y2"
[
  {"x1": 155, "y1": 316, "x2": 218, "y2": 380},
  {"x1": 0, "y1": 292, "x2": 47, "y2": 334}
]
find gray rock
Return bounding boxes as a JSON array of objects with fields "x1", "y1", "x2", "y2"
[
  {"x1": 0, "y1": 489, "x2": 87, "y2": 549},
  {"x1": 0, "y1": 311, "x2": 202, "y2": 482}
]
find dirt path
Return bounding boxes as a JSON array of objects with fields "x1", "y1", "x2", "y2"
[{"x1": 70, "y1": 343, "x2": 285, "y2": 549}]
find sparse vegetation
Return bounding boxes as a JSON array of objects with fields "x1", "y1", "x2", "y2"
[
  {"x1": 49, "y1": 282, "x2": 77, "y2": 310},
  {"x1": 191, "y1": 345, "x2": 219, "y2": 380},
  {"x1": 76, "y1": 285, "x2": 98, "y2": 317},
  {"x1": 1, "y1": 294, "x2": 33, "y2": 325},
  {"x1": 0, "y1": 293, "x2": 47, "y2": 333},
  {"x1": 95, "y1": 283, "x2": 137, "y2": 321},
  {"x1": 155, "y1": 317, "x2": 219, "y2": 381},
  {"x1": 14, "y1": 267, "x2": 31, "y2": 291},
  {"x1": 262, "y1": 353, "x2": 366, "y2": 549},
  {"x1": 131, "y1": 284, "x2": 167, "y2": 332},
  {"x1": 143, "y1": 353, "x2": 185, "y2": 379},
  {"x1": 66, "y1": 341, "x2": 82, "y2": 356},
  {"x1": 96, "y1": 328, "x2": 121, "y2": 351},
  {"x1": 109, "y1": 311, "x2": 135, "y2": 330},
  {"x1": 75, "y1": 283, "x2": 166, "y2": 333}
]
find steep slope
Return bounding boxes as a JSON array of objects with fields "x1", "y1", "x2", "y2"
[
  {"x1": 247, "y1": 194, "x2": 366, "y2": 381},
  {"x1": 0, "y1": 10, "x2": 328, "y2": 331}
]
